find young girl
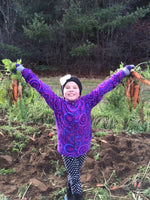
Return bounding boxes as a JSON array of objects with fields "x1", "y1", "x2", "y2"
[{"x1": 15, "y1": 64, "x2": 134, "y2": 200}]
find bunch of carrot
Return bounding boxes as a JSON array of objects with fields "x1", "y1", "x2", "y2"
[
  {"x1": 126, "y1": 69, "x2": 150, "y2": 110},
  {"x1": 2, "y1": 59, "x2": 23, "y2": 105},
  {"x1": 126, "y1": 76, "x2": 140, "y2": 110}
]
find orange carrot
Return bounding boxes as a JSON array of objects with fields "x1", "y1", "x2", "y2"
[
  {"x1": 29, "y1": 134, "x2": 36, "y2": 141},
  {"x1": 131, "y1": 70, "x2": 150, "y2": 86},
  {"x1": 96, "y1": 184, "x2": 105, "y2": 188},
  {"x1": 12, "y1": 79, "x2": 18, "y2": 104},
  {"x1": 137, "y1": 182, "x2": 141, "y2": 188},
  {"x1": 126, "y1": 77, "x2": 141, "y2": 109},
  {"x1": 126, "y1": 79, "x2": 131, "y2": 101},
  {"x1": 133, "y1": 181, "x2": 141, "y2": 188},
  {"x1": 126, "y1": 79, "x2": 132, "y2": 111},
  {"x1": 133, "y1": 181, "x2": 137, "y2": 188},
  {"x1": 49, "y1": 132, "x2": 54, "y2": 137},
  {"x1": 110, "y1": 185, "x2": 122, "y2": 190},
  {"x1": 130, "y1": 80, "x2": 135, "y2": 100},
  {"x1": 101, "y1": 139, "x2": 108, "y2": 144},
  {"x1": 18, "y1": 85, "x2": 23, "y2": 99},
  {"x1": 0, "y1": 132, "x2": 4, "y2": 137},
  {"x1": 133, "y1": 84, "x2": 140, "y2": 108}
]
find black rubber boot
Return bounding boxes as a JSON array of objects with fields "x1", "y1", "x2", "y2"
[
  {"x1": 66, "y1": 182, "x2": 74, "y2": 200},
  {"x1": 72, "y1": 193, "x2": 84, "y2": 200}
]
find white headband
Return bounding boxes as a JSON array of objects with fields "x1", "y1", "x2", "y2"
[{"x1": 60, "y1": 74, "x2": 71, "y2": 86}]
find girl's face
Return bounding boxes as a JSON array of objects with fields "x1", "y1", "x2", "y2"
[{"x1": 63, "y1": 81, "x2": 80, "y2": 101}]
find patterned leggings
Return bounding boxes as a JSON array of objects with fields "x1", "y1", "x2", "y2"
[{"x1": 62, "y1": 154, "x2": 86, "y2": 194}]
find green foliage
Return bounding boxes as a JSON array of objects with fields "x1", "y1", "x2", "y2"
[
  {"x1": 2, "y1": 59, "x2": 17, "y2": 73},
  {"x1": 101, "y1": 3, "x2": 150, "y2": 32},
  {"x1": 14, "y1": 99, "x2": 29, "y2": 123},
  {"x1": 142, "y1": 188, "x2": 150, "y2": 198},
  {"x1": 91, "y1": 86, "x2": 131, "y2": 133},
  {"x1": 23, "y1": 13, "x2": 51, "y2": 42},
  {"x1": 0, "y1": 193, "x2": 11, "y2": 200},
  {"x1": 60, "y1": 2, "x2": 150, "y2": 40},
  {"x1": 12, "y1": 140, "x2": 27, "y2": 153},
  {"x1": 61, "y1": 1, "x2": 82, "y2": 31},
  {"x1": 18, "y1": 184, "x2": 28, "y2": 199},
  {"x1": 2, "y1": 58, "x2": 22, "y2": 77},
  {"x1": 92, "y1": 187, "x2": 110, "y2": 200},
  {"x1": 0, "y1": 168, "x2": 15, "y2": 175},
  {"x1": 25, "y1": 92, "x2": 55, "y2": 124},
  {"x1": 91, "y1": 141, "x2": 101, "y2": 161},
  {"x1": 1, "y1": 0, "x2": 150, "y2": 69},
  {"x1": 70, "y1": 40, "x2": 96, "y2": 57},
  {"x1": 40, "y1": 197, "x2": 47, "y2": 200},
  {"x1": 0, "y1": 43, "x2": 31, "y2": 61},
  {"x1": 50, "y1": 160, "x2": 66, "y2": 177},
  {"x1": 13, "y1": 0, "x2": 56, "y2": 22},
  {"x1": 52, "y1": 187, "x2": 66, "y2": 200},
  {"x1": 0, "y1": 75, "x2": 12, "y2": 108},
  {"x1": 91, "y1": 63, "x2": 150, "y2": 133}
]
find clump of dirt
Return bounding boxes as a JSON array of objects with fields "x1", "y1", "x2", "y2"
[{"x1": 0, "y1": 122, "x2": 150, "y2": 200}]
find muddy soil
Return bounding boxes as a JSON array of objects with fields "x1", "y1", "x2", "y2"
[{"x1": 0, "y1": 121, "x2": 150, "y2": 200}]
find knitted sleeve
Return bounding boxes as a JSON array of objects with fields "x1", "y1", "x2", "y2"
[
  {"x1": 84, "y1": 70, "x2": 126, "y2": 108},
  {"x1": 21, "y1": 68, "x2": 61, "y2": 110}
]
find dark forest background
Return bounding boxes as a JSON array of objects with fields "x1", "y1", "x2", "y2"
[{"x1": 0, "y1": 0, "x2": 150, "y2": 76}]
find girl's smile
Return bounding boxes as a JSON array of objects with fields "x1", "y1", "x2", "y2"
[{"x1": 63, "y1": 81, "x2": 80, "y2": 101}]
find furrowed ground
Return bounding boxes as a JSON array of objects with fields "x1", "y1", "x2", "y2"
[{"x1": 0, "y1": 118, "x2": 150, "y2": 200}]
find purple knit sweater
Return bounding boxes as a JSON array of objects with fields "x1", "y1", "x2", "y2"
[{"x1": 22, "y1": 69, "x2": 126, "y2": 157}]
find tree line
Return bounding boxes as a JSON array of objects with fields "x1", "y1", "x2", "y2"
[{"x1": 0, "y1": 0, "x2": 150, "y2": 76}]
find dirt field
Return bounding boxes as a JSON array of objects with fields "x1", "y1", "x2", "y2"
[{"x1": 0, "y1": 120, "x2": 150, "y2": 200}]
